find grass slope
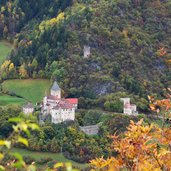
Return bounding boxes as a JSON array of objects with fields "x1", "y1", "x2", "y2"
[
  {"x1": 12, "y1": 148, "x2": 88, "y2": 169},
  {"x1": 0, "y1": 94, "x2": 26, "y2": 106},
  {"x1": 2, "y1": 79, "x2": 51, "y2": 104},
  {"x1": 0, "y1": 40, "x2": 13, "y2": 64}
]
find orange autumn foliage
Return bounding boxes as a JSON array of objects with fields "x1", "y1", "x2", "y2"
[
  {"x1": 148, "y1": 95, "x2": 171, "y2": 119},
  {"x1": 149, "y1": 97, "x2": 171, "y2": 112},
  {"x1": 158, "y1": 47, "x2": 167, "y2": 57},
  {"x1": 158, "y1": 47, "x2": 171, "y2": 64},
  {"x1": 91, "y1": 119, "x2": 171, "y2": 171}
]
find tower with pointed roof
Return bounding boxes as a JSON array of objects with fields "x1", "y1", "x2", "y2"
[
  {"x1": 41, "y1": 80, "x2": 78, "y2": 124},
  {"x1": 51, "y1": 81, "x2": 61, "y2": 98}
]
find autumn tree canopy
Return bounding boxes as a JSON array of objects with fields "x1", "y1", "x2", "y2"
[{"x1": 91, "y1": 119, "x2": 171, "y2": 171}]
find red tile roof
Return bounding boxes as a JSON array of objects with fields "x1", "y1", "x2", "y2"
[
  {"x1": 66, "y1": 98, "x2": 78, "y2": 104},
  {"x1": 124, "y1": 103, "x2": 132, "y2": 108},
  {"x1": 53, "y1": 100, "x2": 73, "y2": 110},
  {"x1": 124, "y1": 103, "x2": 136, "y2": 109}
]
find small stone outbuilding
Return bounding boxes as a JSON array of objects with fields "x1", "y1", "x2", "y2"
[{"x1": 23, "y1": 102, "x2": 34, "y2": 114}]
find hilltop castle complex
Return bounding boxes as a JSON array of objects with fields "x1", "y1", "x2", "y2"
[{"x1": 41, "y1": 81, "x2": 78, "y2": 124}]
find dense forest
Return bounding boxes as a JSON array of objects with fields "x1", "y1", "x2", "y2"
[
  {"x1": 0, "y1": 0, "x2": 171, "y2": 111},
  {"x1": 0, "y1": 106, "x2": 151, "y2": 163}
]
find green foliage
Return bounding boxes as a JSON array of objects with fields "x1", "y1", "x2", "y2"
[
  {"x1": 42, "y1": 126, "x2": 55, "y2": 140},
  {"x1": 0, "y1": 106, "x2": 21, "y2": 138},
  {"x1": 82, "y1": 111, "x2": 103, "y2": 126},
  {"x1": 104, "y1": 100, "x2": 123, "y2": 113},
  {"x1": 22, "y1": 121, "x2": 111, "y2": 163},
  {"x1": 0, "y1": 117, "x2": 39, "y2": 170}
]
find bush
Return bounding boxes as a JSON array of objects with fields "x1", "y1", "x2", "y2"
[
  {"x1": 23, "y1": 156, "x2": 34, "y2": 164},
  {"x1": 37, "y1": 157, "x2": 53, "y2": 165},
  {"x1": 104, "y1": 100, "x2": 123, "y2": 113},
  {"x1": 47, "y1": 160, "x2": 56, "y2": 169},
  {"x1": 83, "y1": 111, "x2": 103, "y2": 126}
]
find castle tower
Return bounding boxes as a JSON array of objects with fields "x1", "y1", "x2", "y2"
[
  {"x1": 120, "y1": 98, "x2": 130, "y2": 105},
  {"x1": 84, "y1": 45, "x2": 91, "y2": 58},
  {"x1": 51, "y1": 81, "x2": 61, "y2": 98}
]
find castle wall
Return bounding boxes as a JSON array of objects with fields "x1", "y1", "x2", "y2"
[
  {"x1": 80, "y1": 125, "x2": 99, "y2": 135},
  {"x1": 51, "y1": 108, "x2": 75, "y2": 124},
  {"x1": 23, "y1": 108, "x2": 34, "y2": 114}
]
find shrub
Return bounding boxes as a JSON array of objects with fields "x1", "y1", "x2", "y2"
[
  {"x1": 37, "y1": 157, "x2": 53, "y2": 165},
  {"x1": 23, "y1": 156, "x2": 34, "y2": 165}
]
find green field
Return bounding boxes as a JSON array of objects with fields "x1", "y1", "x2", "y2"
[
  {"x1": 2, "y1": 79, "x2": 51, "y2": 104},
  {"x1": 0, "y1": 93, "x2": 26, "y2": 106},
  {"x1": 12, "y1": 148, "x2": 88, "y2": 170},
  {"x1": 0, "y1": 40, "x2": 13, "y2": 64}
]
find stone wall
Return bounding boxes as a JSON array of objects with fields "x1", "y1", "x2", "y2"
[{"x1": 80, "y1": 125, "x2": 99, "y2": 135}]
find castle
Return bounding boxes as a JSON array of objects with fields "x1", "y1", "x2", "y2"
[{"x1": 41, "y1": 81, "x2": 78, "y2": 124}]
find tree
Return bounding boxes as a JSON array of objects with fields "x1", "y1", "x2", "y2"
[
  {"x1": 8, "y1": 62, "x2": 14, "y2": 72},
  {"x1": 31, "y1": 58, "x2": 38, "y2": 71},
  {"x1": 104, "y1": 100, "x2": 123, "y2": 113},
  {"x1": 83, "y1": 111, "x2": 102, "y2": 126},
  {"x1": 43, "y1": 126, "x2": 55, "y2": 140},
  {"x1": 91, "y1": 119, "x2": 171, "y2": 171},
  {"x1": 19, "y1": 64, "x2": 28, "y2": 78},
  {"x1": 0, "y1": 118, "x2": 39, "y2": 170},
  {"x1": 8, "y1": 62, "x2": 16, "y2": 78},
  {"x1": 3, "y1": 25, "x2": 8, "y2": 38}
]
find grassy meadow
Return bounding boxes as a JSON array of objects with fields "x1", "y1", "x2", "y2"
[
  {"x1": 0, "y1": 93, "x2": 26, "y2": 106},
  {"x1": 0, "y1": 40, "x2": 13, "y2": 64},
  {"x1": 2, "y1": 79, "x2": 51, "y2": 104},
  {"x1": 12, "y1": 148, "x2": 88, "y2": 170}
]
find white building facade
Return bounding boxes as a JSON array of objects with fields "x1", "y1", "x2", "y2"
[
  {"x1": 41, "y1": 81, "x2": 78, "y2": 124},
  {"x1": 51, "y1": 103, "x2": 75, "y2": 124},
  {"x1": 120, "y1": 98, "x2": 138, "y2": 115}
]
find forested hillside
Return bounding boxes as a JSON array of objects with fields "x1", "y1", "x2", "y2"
[
  {"x1": 0, "y1": 0, "x2": 72, "y2": 37},
  {"x1": 0, "y1": 0, "x2": 171, "y2": 111}
]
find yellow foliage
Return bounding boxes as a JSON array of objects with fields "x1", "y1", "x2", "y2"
[
  {"x1": 123, "y1": 29, "x2": 128, "y2": 39},
  {"x1": 39, "y1": 12, "x2": 65, "y2": 31},
  {"x1": 9, "y1": 62, "x2": 14, "y2": 71},
  {"x1": 0, "y1": 153, "x2": 4, "y2": 160},
  {"x1": 19, "y1": 64, "x2": 28, "y2": 78},
  {"x1": 91, "y1": 120, "x2": 171, "y2": 171},
  {"x1": 0, "y1": 140, "x2": 11, "y2": 149},
  {"x1": 1, "y1": 60, "x2": 11, "y2": 70}
]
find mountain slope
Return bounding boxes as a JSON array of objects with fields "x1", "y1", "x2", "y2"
[{"x1": 0, "y1": 0, "x2": 171, "y2": 111}]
